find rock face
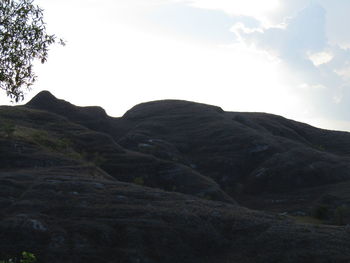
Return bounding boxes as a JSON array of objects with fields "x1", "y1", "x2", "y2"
[{"x1": 0, "y1": 90, "x2": 350, "y2": 262}]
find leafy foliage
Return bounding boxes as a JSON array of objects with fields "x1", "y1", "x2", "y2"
[
  {"x1": 19, "y1": 252, "x2": 36, "y2": 263},
  {"x1": 0, "y1": 0, "x2": 64, "y2": 101},
  {"x1": 0, "y1": 251, "x2": 36, "y2": 263}
]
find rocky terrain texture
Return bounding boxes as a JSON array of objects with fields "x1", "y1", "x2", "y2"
[{"x1": 0, "y1": 91, "x2": 350, "y2": 262}]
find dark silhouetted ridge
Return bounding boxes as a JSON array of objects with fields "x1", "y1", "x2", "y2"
[
  {"x1": 123, "y1": 99, "x2": 224, "y2": 120},
  {"x1": 27, "y1": 90, "x2": 107, "y2": 119},
  {"x1": 26, "y1": 90, "x2": 116, "y2": 134}
]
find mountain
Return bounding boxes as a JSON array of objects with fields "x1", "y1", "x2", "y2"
[
  {"x1": 27, "y1": 91, "x2": 350, "y2": 212},
  {"x1": 0, "y1": 90, "x2": 349, "y2": 262}
]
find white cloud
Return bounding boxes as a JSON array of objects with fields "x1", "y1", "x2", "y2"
[
  {"x1": 298, "y1": 83, "x2": 326, "y2": 90},
  {"x1": 318, "y1": 0, "x2": 350, "y2": 49},
  {"x1": 227, "y1": 3, "x2": 350, "y2": 125},
  {"x1": 334, "y1": 67, "x2": 350, "y2": 80},
  {"x1": 333, "y1": 93, "x2": 343, "y2": 104},
  {"x1": 246, "y1": 0, "x2": 350, "y2": 49},
  {"x1": 170, "y1": 0, "x2": 350, "y2": 50},
  {"x1": 172, "y1": 0, "x2": 280, "y2": 26},
  {"x1": 308, "y1": 51, "x2": 333, "y2": 66},
  {"x1": 231, "y1": 23, "x2": 263, "y2": 35}
]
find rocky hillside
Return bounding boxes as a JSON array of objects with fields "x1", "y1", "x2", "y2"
[{"x1": 0, "y1": 91, "x2": 350, "y2": 262}]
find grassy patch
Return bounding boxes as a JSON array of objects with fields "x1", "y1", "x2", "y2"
[
  {"x1": 12, "y1": 126, "x2": 86, "y2": 162},
  {"x1": 133, "y1": 176, "x2": 144, "y2": 185},
  {"x1": 14, "y1": 126, "x2": 70, "y2": 151},
  {"x1": 292, "y1": 216, "x2": 324, "y2": 225}
]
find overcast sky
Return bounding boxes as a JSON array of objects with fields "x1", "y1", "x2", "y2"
[{"x1": 2, "y1": 0, "x2": 350, "y2": 131}]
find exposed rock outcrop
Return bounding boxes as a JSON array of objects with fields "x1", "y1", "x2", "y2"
[{"x1": 0, "y1": 91, "x2": 349, "y2": 262}]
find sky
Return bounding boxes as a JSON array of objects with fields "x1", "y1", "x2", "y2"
[{"x1": 2, "y1": 0, "x2": 350, "y2": 131}]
